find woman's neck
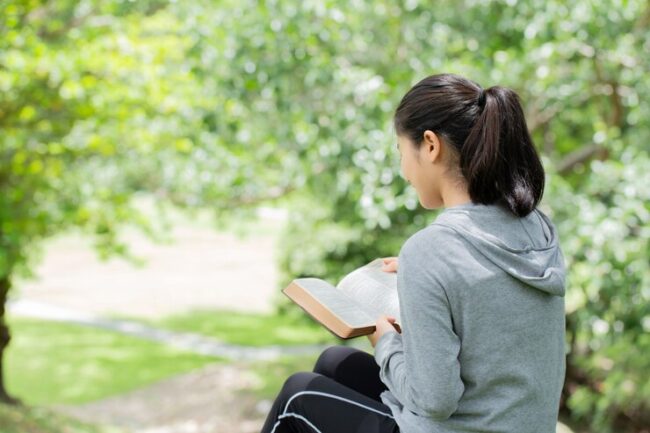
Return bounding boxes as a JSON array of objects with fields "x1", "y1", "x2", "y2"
[{"x1": 440, "y1": 178, "x2": 472, "y2": 208}]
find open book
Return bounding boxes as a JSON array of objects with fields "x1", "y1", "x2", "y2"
[{"x1": 282, "y1": 259, "x2": 401, "y2": 339}]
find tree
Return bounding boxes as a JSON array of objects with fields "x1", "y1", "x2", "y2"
[
  {"x1": 0, "y1": 0, "x2": 307, "y2": 403},
  {"x1": 1, "y1": 1, "x2": 648, "y2": 431},
  {"x1": 0, "y1": 0, "x2": 202, "y2": 402}
]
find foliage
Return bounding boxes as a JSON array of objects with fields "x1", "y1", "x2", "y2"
[
  {"x1": 5, "y1": 317, "x2": 219, "y2": 405},
  {"x1": 549, "y1": 151, "x2": 650, "y2": 431},
  {"x1": 0, "y1": 0, "x2": 648, "y2": 431},
  {"x1": 0, "y1": 0, "x2": 213, "y2": 314}
]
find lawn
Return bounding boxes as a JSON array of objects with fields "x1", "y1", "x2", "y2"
[
  {"x1": 0, "y1": 404, "x2": 122, "y2": 433},
  {"x1": 245, "y1": 354, "x2": 322, "y2": 400},
  {"x1": 145, "y1": 307, "x2": 373, "y2": 400},
  {"x1": 5, "y1": 316, "x2": 221, "y2": 405},
  {"x1": 151, "y1": 308, "x2": 340, "y2": 347}
]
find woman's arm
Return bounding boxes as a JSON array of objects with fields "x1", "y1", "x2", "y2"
[{"x1": 374, "y1": 234, "x2": 464, "y2": 420}]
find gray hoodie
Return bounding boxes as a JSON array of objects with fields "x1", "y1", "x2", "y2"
[{"x1": 374, "y1": 202, "x2": 566, "y2": 433}]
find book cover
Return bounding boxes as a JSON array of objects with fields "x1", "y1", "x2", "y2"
[{"x1": 282, "y1": 259, "x2": 400, "y2": 339}]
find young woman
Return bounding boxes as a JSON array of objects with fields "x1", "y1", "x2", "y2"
[{"x1": 260, "y1": 73, "x2": 566, "y2": 433}]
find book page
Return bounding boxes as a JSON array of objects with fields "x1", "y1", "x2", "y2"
[
  {"x1": 336, "y1": 259, "x2": 400, "y2": 323},
  {"x1": 295, "y1": 278, "x2": 375, "y2": 328}
]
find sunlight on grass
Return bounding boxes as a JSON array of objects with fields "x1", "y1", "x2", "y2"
[
  {"x1": 5, "y1": 317, "x2": 222, "y2": 405},
  {"x1": 244, "y1": 340, "x2": 374, "y2": 401},
  {"x1": 154, "y1": 309, "x2": 339, "y2": 347},
  {"x1": 244, "y1": 354, "x2": 321, "y2": 400}
]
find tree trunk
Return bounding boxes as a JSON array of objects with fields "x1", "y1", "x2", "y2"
[{"x1": 0, "y1": 275, "x2": 20, "y2": 405}]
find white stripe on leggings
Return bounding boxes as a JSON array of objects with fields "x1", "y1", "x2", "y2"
[
  {"x1": 284, "y1": 391, "x2": 394, "y2": 419},
  {"x1": 277, "y1": 412, "x2": 323, "y2": 433},
  {"x1": 269, "y1": 390, "x2": 394, "y2": 433}
]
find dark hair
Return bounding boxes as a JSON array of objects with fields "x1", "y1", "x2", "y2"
[{"x1": 393, "y1": 73, "x2": 545, "y2": 217}]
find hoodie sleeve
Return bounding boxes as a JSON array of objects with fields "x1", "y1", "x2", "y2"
[{"x1": 374, "y1": 231, "x2": 465, "y2": 420}]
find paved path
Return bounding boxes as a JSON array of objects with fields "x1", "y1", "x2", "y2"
[
  {"x1": 10, "y1": 207, "x2": 286, "y2": 319},
  {"x1": 8, "y1": 299, "x2": 330, "y2": 361}
]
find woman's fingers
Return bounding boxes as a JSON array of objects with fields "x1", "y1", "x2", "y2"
[{"x1": 381, "y1": 257, "x2": 398, "y2": 272}]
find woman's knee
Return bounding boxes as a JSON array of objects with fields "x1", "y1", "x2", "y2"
[
  {"x1": 279, "y1": 371, "x2": 320, "y2": 399},
  {"x1": 313, "y1": 345, "x2": 361, "y2": 376}
]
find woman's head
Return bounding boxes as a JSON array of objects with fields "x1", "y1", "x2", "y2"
[{"x1": 393, "y1": 73, "x2": 545, "y2": 217}]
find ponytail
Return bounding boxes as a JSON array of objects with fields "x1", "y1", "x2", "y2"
[
  {"x1": 462, "y1": 86, "x2": 545, "y2": 217},
  {"x1": 393, "y1": 74, "x2": 545, "y2": 217}
]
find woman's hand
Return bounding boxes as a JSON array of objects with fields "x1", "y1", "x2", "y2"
[
  {"x1": 367, "y1": 315, "x2": 401, "y2": 348},
  {"x1": 381, "y1": 257, "x2": 398, "y2": 273}
]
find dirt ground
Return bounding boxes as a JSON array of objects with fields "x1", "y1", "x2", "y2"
[
  {"x1": 56, "y1": 362, "x2": 270, "y2": 433},
  {"x1": 11, "y1": 209, "x2": 285, "y2": 319}
]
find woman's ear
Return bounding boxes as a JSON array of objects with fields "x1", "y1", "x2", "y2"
[{"x1": 422, "y1": 130, "x2": 442, "y2": 164}]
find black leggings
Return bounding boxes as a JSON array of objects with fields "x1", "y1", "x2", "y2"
[{"x1": 260, "y1": 345, "x2": 400, "y2": 433}]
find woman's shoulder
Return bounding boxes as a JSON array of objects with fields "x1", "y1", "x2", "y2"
[
  {"x1": 396, "y1": 224, "x2": 467, "y2": 298},
  {"x1": 399, "y1": 223, "x2": 465, "y2": 261}
]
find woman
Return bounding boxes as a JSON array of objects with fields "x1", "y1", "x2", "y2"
[{"x1": 260, "y1": 73, "x2": 566, "y2": 433}]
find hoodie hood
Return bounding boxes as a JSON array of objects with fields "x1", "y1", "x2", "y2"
[{"x1": 433, "y1": 203, "x2": 566, "y2": 296}]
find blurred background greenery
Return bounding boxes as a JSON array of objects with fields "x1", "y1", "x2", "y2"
[{"x1": 0, "y1": 0, "x2": 648, "y2": 432}]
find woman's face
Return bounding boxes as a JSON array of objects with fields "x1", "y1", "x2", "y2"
[{"x1": 396, "y1": 133, "x2": 444, "y2": 209}]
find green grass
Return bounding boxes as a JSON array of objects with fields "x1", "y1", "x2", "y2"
[
  {"x1": 0, "y1": 404, "x2": 122, "y2": 433},
  {"x1": 243, "y1": 341, "x2": 374, "y2": 400},
  {"x1": 244, "y1": 354, "x2": 321, "y2": 400},
  {"x1": 5, "y1": 317, "x2": 221, "y2": 405},
  {"x1": 152, "y1": 308, "x2": 339, "y2": 347}
]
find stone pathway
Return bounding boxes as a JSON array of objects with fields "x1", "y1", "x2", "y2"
[
  {"x1": 8, "y1": 298, "x2": 332, "y2": 433},
  {"x1": 8, "y1": 299, "x2": 329, "y2": 361}
]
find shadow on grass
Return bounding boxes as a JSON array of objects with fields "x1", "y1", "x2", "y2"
[
  {"x1": 0, "y1": 404, "x2": 124, "y2": 433},
  {"x1": 149, "y1": 307, "x2": 340, "y2": 347}
]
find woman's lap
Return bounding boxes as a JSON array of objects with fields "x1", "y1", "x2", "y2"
[
  {"x1": 312, "y1": 345, "x2": 388, "y2": 402},
  {"x1": 260, "y1": 346, "x2": 398, "y2": 433}
]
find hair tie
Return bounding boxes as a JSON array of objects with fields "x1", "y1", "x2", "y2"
[{"x1": 478, "y1": 88, "x2": 487, "y2": 109}]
